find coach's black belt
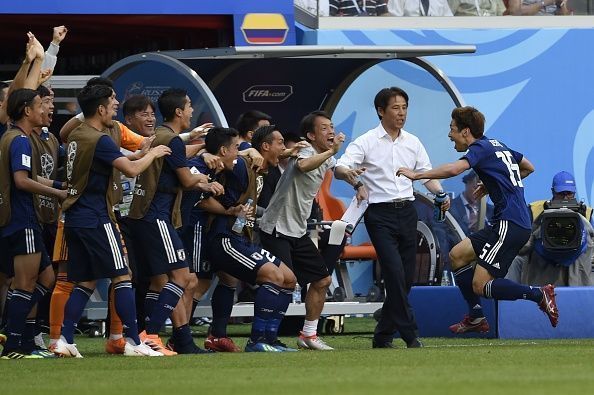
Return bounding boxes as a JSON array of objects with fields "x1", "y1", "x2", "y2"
[{"x1": 371, "y1": 200, "x2": 412, "y2": 209}]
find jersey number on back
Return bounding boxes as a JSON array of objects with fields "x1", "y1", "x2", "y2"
[{"x1": 495, "y1": 151, "x2": 523, "y2": 187}]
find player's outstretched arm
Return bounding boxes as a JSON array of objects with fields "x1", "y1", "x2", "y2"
[{"x1": 113, "y1": 144, "x2": 171, "y2": 177}]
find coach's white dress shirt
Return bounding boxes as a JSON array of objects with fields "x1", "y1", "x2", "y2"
[{"x1": 336, "y1": 123, "x2": 433, "y2": 204}]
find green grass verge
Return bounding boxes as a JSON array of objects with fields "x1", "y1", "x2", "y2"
[{"x1": 3, "y1": 318, "x2": 594, "y2": 395}]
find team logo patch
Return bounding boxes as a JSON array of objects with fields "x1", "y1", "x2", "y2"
[
  {"x1": 40, "y1": 153, "x2": 54, "y2": 178},
  {"x1": 250, "y1": 252, "x2": 263, "y2": 260},
  {"x1": 177, "y1": 249, "x2": 186, "y2": 262},
  {"x1": 21, "y1": 154, "x2": 31, "y2": 168}
]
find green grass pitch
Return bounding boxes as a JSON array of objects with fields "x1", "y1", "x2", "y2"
[{"x1": 3, "y1": 318, "x2": 594, "y2": 395}]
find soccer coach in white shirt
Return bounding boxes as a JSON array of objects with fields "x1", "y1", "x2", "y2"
[{"x1": 335, "y1": 87, "x2": 449, "y2": 349}]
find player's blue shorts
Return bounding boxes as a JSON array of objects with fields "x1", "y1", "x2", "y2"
[
  {"x1": 127, "y1": 218, "x2": 188, "y2": 278},
  {"x1": 179, "y1": 223, "x2": 213, "y2": 279},
  {"x1": 470, "y1": 219, "x2": 531, "y2": 278},
  {"x1": 65, "y1": 222, "x2": 129, "y2": 282},
  {"x1": 0, "y1": 227, "x2": 52, "y2": 278},
  {"x1": 206, "y1": 234, "x2": 281, "y2": 285}
]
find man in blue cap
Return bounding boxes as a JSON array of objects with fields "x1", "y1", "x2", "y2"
[
  {"x1": 506, "y1": 171, "x2": 594, "y2": 286},
  {"x1": 528, "y1": 171, "x2": 592, "y2": 223}
]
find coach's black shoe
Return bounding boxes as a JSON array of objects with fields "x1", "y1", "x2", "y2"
[
  {"x1": 406, "y1": 338, "x2": 424, "y2": 348},
  {"x1": 372, "y1": 339, "x2": 395, "y2": 349}
]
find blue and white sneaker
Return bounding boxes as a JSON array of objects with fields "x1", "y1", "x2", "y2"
[
  {"x1": 269, "y1": 340, "x2": 298, "y2": 352},
  {"x1": 244, "y1": 339, "x2": 281, "y2": 352},
  {"x1": 30, "y1": 348, "x2": 58, "y2": 358}
]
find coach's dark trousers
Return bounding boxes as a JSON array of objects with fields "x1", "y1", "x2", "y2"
[{"x1": 364, "y1": 201, "x2": 418, "y2": 344}]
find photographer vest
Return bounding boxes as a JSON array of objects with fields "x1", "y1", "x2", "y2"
[
  {"x1": 29, "y1": 130, "x2": 60, "y2": 224},
  {"x1": 62, "y1": 124, "x2": 119, "y2": 223},
  {"x1": 0, "y1": 129, "x2": 26, "y2": 226},
  {"x1": 128, "y1": 126, "x2": 182, "y2": 228}
]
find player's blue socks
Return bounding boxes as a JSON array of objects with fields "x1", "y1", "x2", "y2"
[
  {"x1": 144, "y1": 291, "x2": 159, "y2": 326},
  {"x1": 21, "y1": 318, "x2": 37, "y2": 352},
  {"x1": 265, "y1": 287, "x2": 292, "y2": 343},
  {"x1": 172, "y1": 324, "x2": 192, "y2": 347},
  {"x1": 62, "y1": 285, "x2": 93, "y2": 344},
  {"x1": 32, "y1": 283, "x2": 50, "y2": 340},
  {"x1": 210, "y1": 283, "x2": 235, "y2": 338},
  {"x1": 3, "y1": 289, "x2": 33, "y2": 351},
  {"x1": 31, "y1": 283, "x2": 50, "y2": 305},
  {"x1": 484, "y1": 279, "x2": 542, "y2": 302},
  {"x1": 113, "y1": 281, "x2": 141, "y2": 345},
  {"x1": 1, "y1": 288, "x2": 13, "y2": 329},
  {"x1": 454, "y1": 265, "x2": 484, "y2": 319},
  {"x1": 251, "y1": 282, "x2": 280, "y2": 342},
  {"x1": 146, "y1": 282, "x2": 183, "y2": 335}
]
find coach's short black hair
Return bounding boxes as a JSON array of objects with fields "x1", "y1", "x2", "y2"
[
  {"x1": 204, "y1": 127, "x2": 239, "y2": 155},
  {"x1": 374, "y1": 87, "x2": 409, "y2": 120},
  {"x1": 158, "y1": 88, "x2": 188, "y2": 122},
  {"x1": 6, "y1": 88, "x2": 39, "y2": 121},
  {"x1": 235, "y1": 110, "x2": 272, "y2": 138},
  {"x1": 77, "y1": 85, "x2": 113, "y2": 118},
  {"x1": 123, "y1": 95, "x2": 155, "y2": 118}
]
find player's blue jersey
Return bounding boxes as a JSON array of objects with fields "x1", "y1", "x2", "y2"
[
  {"x1": 142, "y1": 136, "x2": 187, "y2": 222},
  {"x1": 180, "y1": 155, "x2": 217, "y2": 228},
  {"x1": 463, "y1": 135, "x2": 531, "y2": 229},
  {"x1": 207, "y1": 157, "x2": 249, "y2": 240},
  {"x1": 65, "y1": 135, "x2": 123, "y2": 228},
  {"x1": 1, "y1": 134, "x2": 39, "y2": 236}
]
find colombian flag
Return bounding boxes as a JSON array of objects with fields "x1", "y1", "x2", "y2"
[{"x1": 241, "y1": 13, "x2": 288, "y2": 45}]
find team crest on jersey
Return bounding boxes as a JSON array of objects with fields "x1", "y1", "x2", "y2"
[
  {"x1": 40, "y1": 153, "x2": 54, "y2": 179},
  {"x1": 251, "y1": 252, "x2": 263, "y2": 260},
  {"x1": 66, "y1": 141, "x2": 77, "y2": 181},
  {"x1": 177, "y1": 249, "x2": 186, "y2": 262}
]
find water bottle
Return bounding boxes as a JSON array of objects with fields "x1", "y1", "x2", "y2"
[
  {"x1": 433, "y1": 191, "x2": 447, "y2": 222},
  {"x1": 292, "y1": 283, "x2": 302, "y2": 304},
  {"x1": 231, "y1": 198, "x2": 253, "y2": 234},
  {"x1": 440, "y1": 269, "x2": 452, "y2": 286}
]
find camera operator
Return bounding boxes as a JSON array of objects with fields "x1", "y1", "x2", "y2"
[{"x1": 507, "y1": 171, "x2": 594, "y2": 286}]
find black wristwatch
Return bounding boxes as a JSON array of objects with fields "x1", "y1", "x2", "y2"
[{"x1": 353, "y1": 181, "x2": 364, "y2": 191}]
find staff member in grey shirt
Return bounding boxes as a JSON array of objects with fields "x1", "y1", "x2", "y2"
[
  {"x1": 335, "y1": 87, "x2": 448, "y2": 348},
  {"x1": 259, "y1": 111, "x2": 345, "y2": 350}
]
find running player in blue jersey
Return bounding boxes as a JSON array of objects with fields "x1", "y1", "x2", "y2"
[{"x1": 397, "y1": 106, "x2": 558, "y2": 333}]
